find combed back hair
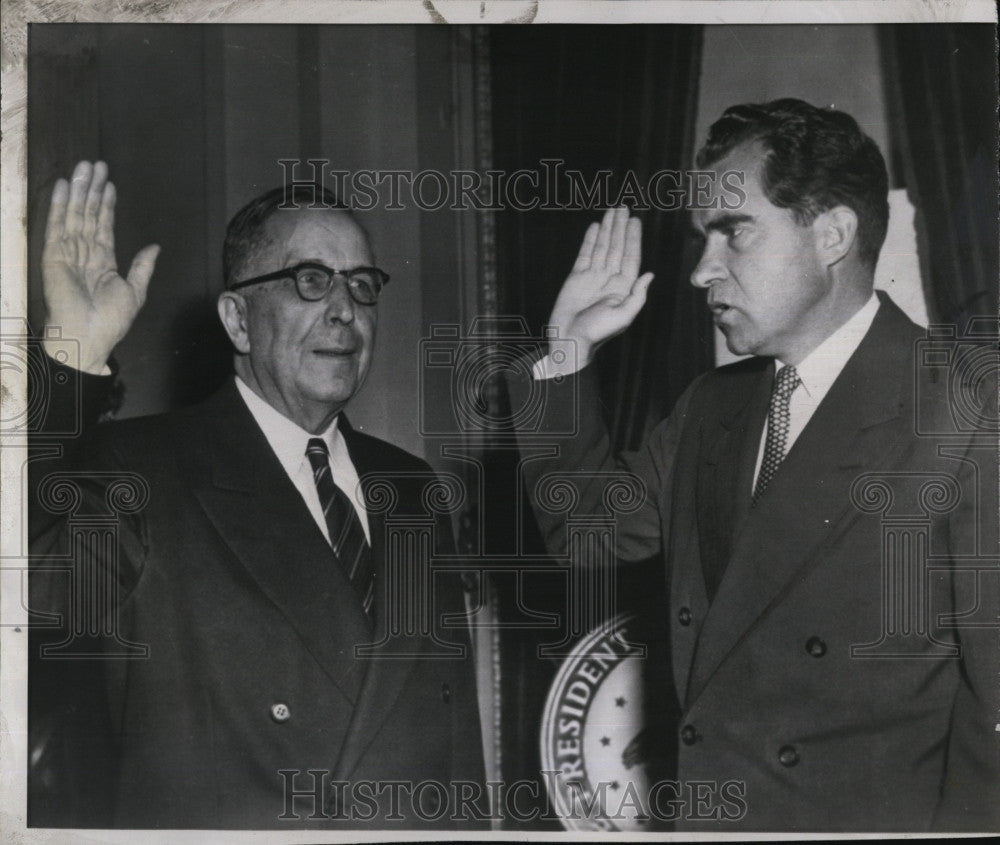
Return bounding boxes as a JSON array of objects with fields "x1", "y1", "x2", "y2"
[
  {"x1": 696, "y1": 98, "x2": 889, "y2": 268},
  {"x1": 222, "y1": 183, "x2": 350, "y2": 286}
]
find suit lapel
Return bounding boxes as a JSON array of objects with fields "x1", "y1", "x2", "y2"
[
  {"x1": 686, "y1": 299, "x2": 912, "y2": 707},
  {"x1": 697, "y1": 361, "x2": 772, "y2": 601},
  {"x1": 331, "y1": 420, "x2": 424, "y2": 781},
  {"x1": 671, "y1": 359, "x2": 769, "y2": 705},
  {"x1": 190, "y1": 382, "x2": 371, "y2": 704}
]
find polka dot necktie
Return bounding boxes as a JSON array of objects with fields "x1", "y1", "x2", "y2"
[
  {"x1": 306, "y1": 438, "x2": 375, "y2": 623},
  {"x1": 752, "y1": 365, "x2": 801, "y2": 506}
]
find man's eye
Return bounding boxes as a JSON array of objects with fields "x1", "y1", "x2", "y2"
[
  {"x1": 349, "y1": 273, "x2": 377, "y2": 298},
  {"x1": 297, "y1": 269, "x2": 329, "y2": 290}
]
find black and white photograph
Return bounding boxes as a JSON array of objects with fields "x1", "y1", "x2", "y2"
[{"x1": 1, "y1": 1, "x2": 998, "y2": 840}]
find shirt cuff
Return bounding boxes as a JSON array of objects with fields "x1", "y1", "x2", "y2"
[{"x1": 531, "y1": 339, "x2": 584, "y2": 381}]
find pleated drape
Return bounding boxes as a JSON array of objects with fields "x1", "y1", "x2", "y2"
[
  {"x1": 491, "y1": 25, "x2": 711, "y2": 451},
  {"x1": 487, "y1": 27, "x2": 705, "y2": 825},
  {"x1": 881, "y1": 24, "x2": 999, "y2": 326}
]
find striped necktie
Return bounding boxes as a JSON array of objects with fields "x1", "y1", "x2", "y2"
[
  {"x1": 752, "y1": 364, "x2": 801, "y2": 506},
  {"x1": 305, "y1": 438, "x2": 375, "y2": 622}
]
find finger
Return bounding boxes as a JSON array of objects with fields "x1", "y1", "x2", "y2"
[
  {"x1": 595, "y1": 273, "x2": 654, "y2": 339},
  {"x1": 621, "y1": 272, "x2": 655, "y2": 316},
  {"x1": 125, "y1": 244, "x2": 160, "y2": 305},
  {"x1": 606, "y1": 207, "x2": 629, "y2": 275},
  {"x1": 45, "y1": 179, "x2": 70, "y2": 244},
  {"x1": 65, "y1": 161, "x2": 92, "y2": 235},
  {"x1": 591, "y1": 208, "x2": 615, "y2": 268},
  {"x1": 571, "y1": 222, "x2": 600, "y2": 271},
  {"x1": 96, "y1": 181, "x2": 116, "y2": 247},
  {"x1": 621, "y1": 216, "x2": 643, "y2": 281},
  {"x1": 82, "y1": 161, "x2": 108, "y2": 237}
]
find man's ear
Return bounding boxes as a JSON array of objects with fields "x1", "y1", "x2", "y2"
[
  {"x1": 218, "y1": 292, "x2": 251, "y2": 354},
  {"x1": 813, "y1": 205, "x2": 859, "y2": 268}
]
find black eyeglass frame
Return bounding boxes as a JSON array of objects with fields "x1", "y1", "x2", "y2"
[{"x1": 228, "y1": 261, "x2": 390, "y2": 305}]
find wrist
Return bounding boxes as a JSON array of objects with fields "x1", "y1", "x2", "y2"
[
  {"x1": 543, "y1": 317, "x2": 594, "y2": 368},
  {"x1": 533, "y1": 337, "x2": 591, "y2": 380},
  {"x1": 549, "y1": 336, "x2": 592, "y2": 371},
  {"x1": 42, "y1": 332, "x2": 111, "y2": 375}
]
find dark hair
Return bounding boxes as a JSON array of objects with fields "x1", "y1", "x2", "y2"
[
  {"x1": 696, "y1": 98, "x2": 889, "y2": 268},
  {"x1": 222, "y1": 183, "x2": 350, "y2": 286}
]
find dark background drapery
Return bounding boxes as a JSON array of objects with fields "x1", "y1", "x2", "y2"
[
  {"x1": 492, "y1": 26, "x2": 712, "y2": 451},
  {"x1": 880, "y1": 24, "x2": 999, "y2": 327},
  {"x1": 487, "y1": 26, "x2": 709, "y2": 827}
]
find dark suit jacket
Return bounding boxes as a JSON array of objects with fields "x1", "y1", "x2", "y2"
[
  {"x1": 29, "y1": 371, "x2": 485, "y2": 829},
  {"x1": 512, "y1": 294, "x2": 999, "y2": 831}
]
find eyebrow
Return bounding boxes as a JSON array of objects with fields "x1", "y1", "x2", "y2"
[{"x1": 691, "y1": 213, "x2": 754, "y2": 237}]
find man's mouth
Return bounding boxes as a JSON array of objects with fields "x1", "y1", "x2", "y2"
[{"x1": 709, "y1": 301, "x2": 731, "y2": 315}]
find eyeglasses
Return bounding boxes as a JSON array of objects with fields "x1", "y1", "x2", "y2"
[{"x1": 228, "y1": 262, "x2": 390, "y2": 305}]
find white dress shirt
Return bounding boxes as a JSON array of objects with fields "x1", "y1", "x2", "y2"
[
  {"x1": 235, "y1": 376, "x2": 370, "y2": 544},
  {"x1": 751, "y1": 292, "x2": 880, "y2": 490}
]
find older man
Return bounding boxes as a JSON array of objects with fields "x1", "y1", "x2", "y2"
[
  {"x1": 512, "y1": 99, "x2": 998, "y2": 831},
  {"x1": 29, "y1": 162, "x2": 484, "y2": 829}
]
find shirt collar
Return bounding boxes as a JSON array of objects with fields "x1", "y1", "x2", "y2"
[
  {"x1": 777, "y1": 292, "x2": 880, "y2": 400},
  {"x1": 234, "y1": 376, "x2": 338, "y2": 477}
]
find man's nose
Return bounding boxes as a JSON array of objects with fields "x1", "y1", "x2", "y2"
[
  {"x1": 690, "y1": 244, "x2": 727, "y2": 289},
  {"x1": 323, "y1": 276, "x2": 356, "y2": 322}
]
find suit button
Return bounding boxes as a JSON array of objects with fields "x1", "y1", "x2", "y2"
[
  {"x1": 680, "y1": 724, "x2": 699, "y2": 745},
  {"x1": 806, "y1": 637, "x2": 827, "y2": 657},
  {"x1": 441, "y1": 682, "x2": 451, "y2": 703},
  {"x1": 778, "y1": 745, "x2": 799, "y2": 767},
  {"x1": 678, "y1": 607, "x2": 692, "y2": 626},
  {"x1": 270, "y1": 702, "x2": 291, "y2": 723}
]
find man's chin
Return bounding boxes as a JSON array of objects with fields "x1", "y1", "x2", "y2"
[
  {"x1": 311, "y1": 385, "x2": 357, "y2": 407},
  {"x1": 722, "y1": 332, "x2": 751, "y2": 358},
  {"x1": 300, "y1": 374, "x2": 361, "y2": 409}
]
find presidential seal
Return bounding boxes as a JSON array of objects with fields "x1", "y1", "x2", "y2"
[{"x1": 540, "y1": 612, "x2": 664, "y2": 832}]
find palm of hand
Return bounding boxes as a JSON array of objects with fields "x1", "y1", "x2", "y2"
[
  {"x1": 43, "y1": 232, "x2": 140, "y2": 352},
  {"x1": 547, "y1": 208, "x2": 654, "y2": 352},
  {"x1": 551, "y1": 266, "x2": 639, "y2": 345},
  {"x1": 42, "y1": 161, "x2": 158, "y2": 372}
]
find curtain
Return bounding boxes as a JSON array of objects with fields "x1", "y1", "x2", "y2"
[
  {"x1": 487, "y1": 25, "x2": 707, "y2": 827},
  {"x1": 880, "y1": 24, "x2": 999, "y2": 326},
  {"x1": 492, "y1": 25, "x2": 711, "y2": 450}
]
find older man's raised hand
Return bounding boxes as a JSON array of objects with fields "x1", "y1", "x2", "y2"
[
  {"x1": 42, "y1": 161, "x2": 160, "y2": 374},
  {"x1": 545, "y1": 207, "x2": 655, "y2": 370}
]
